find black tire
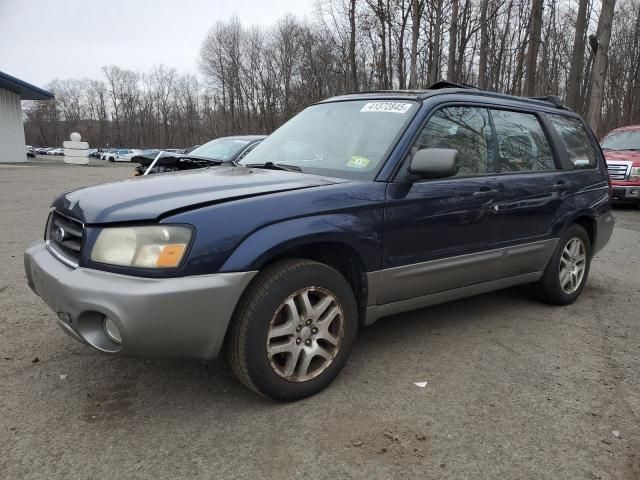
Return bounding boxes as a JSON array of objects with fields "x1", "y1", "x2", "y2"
[
  {"x1": 228, "y1": 259, "x2": 358, "y2": 401},
  {"x1": 534, "y1": 224, "x2": 591, "y2": 305}
]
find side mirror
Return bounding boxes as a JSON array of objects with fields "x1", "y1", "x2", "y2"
[{"x1": 409, "y1": 148, "x2": 459, "y2": 179}]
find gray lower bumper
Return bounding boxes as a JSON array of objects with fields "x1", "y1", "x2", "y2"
[
  {"x1": 24, "y1": 242, "x2": 256, "y2": 359},
  {"x1": 611, "y1": 186, "x2": 640, "y2": 201}
]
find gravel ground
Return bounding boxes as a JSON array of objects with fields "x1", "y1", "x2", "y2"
[{"x1": 1, "y1": 160, "x2": 639, "y2": 479}]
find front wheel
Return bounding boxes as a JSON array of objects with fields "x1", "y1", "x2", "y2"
[
  {"x1": 534, "y1": 224, "x2": 591, "y2": 305},
  {"x1": 228, "y1": 259, "x2": 358, "y2": 401}
]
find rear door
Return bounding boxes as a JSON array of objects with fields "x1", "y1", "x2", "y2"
[
  {"x1": 381, "y1": 105, "x2": 505, "y2": 304},
  {"x1": 488, "y1": 108, "x2": 568, "y2": 278}
]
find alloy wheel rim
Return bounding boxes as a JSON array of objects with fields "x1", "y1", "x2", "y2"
[
  {"x1": 266, "y1": 286, "x2": 344, "y2": 382},
  {"x1": 559, "y1": 237, "x2": 587, "y2": 294}
]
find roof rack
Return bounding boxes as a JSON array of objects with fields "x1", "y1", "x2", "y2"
[
  {"x1": 321, "y1": 83, "x2": 573, "y2": 111},
  {"x1": 357, "y1": 89, "x2": 430, "y2": 95},
  {"x1": 428, "y1": 80, "x2": 476, "y2": 90},
  {"x1": 528, "y1": 95, "x2": 567, "y2": 109}
]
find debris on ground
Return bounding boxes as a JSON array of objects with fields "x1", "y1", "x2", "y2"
[
  {"x1": 414, "y1": 381, "x2": 428, "y2": 388},
  {"x1": 351, "y1": 439, "x2": 363, "y2": 447},
  {"x1": 59, "y1": 374, "x2": 68, "y2": 380},
  {"x1": 383, "y1": 431, "x2": 401, "y2": 443},
  {"x1": 31, "y1": 357, "x2": 39, "y2": 363},
  {"x1": 612, "y1": 430, "x2": 621, "y2": 438}
]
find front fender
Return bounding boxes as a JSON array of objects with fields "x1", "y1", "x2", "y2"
[{"x1": 219, "y1": 213, "x2": 382, "y2": 272}]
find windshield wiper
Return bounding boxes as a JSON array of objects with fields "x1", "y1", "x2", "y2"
[
  {"x1": 180, "y1": 154, "x2": 223, "y2": 164},
  {"x1": 243, "y1": 161, "x2": 303, "y2": 172}
]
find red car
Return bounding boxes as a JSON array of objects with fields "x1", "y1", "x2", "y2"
[{"x1": 601, "y1": 125, "x2": 640, "y2": 207}]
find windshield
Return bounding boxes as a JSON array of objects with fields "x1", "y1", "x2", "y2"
[
  {"x1": 239, "y1": 100, "x2": 419, "y2": 179},
  {"x1": 189, "y1": 137, "x2": 252, "y2": 160},
  {"x1": 601, "y1": 130, "x2": 640, "y2": 150}
]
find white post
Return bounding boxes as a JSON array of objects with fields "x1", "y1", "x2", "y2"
[
  {"x1": 143, "y1": 150, "x2": 165, "y2": 176},
  {"x1": 63, "y1": 132, "x2": 90, "y2": 165}
]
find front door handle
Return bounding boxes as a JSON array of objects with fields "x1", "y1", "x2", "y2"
[{"x1": 473, "y1": 187, "x2": 500, "y2": 198}]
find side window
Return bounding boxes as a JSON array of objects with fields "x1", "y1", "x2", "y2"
[
  {"x1": 412, "y1": 106, "x2": 491, "y2": 176},
  {"x1": 491, "y1": 109, "x2": 556, "y2": 172},
  {"x1": 547, "y1": 114, "x2": 596, "y2": 169}
]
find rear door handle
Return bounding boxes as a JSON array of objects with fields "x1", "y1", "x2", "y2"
[
  {"x1": 552, "y1": 181, "x2": 571, "y2": 191},
  {"x1": 473, "y1": 187, "x2": 501, "y2": 198}
]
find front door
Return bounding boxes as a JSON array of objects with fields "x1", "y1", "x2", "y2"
[{"x1": 381, "y1": 105, "x2": 504, "y2": 304}]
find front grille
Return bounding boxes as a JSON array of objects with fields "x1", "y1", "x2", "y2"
[
  {"x1": 46, "y1": 211, "x2": 84, "y2": 267},
  {"x1": 606, "y1": 162, "x2": 630, "y2": 181}
]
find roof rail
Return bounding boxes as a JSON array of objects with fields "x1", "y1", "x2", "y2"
[
  {"x1": 528, "y1": 95, "x2": 567, "y2": 109},
  {"x1": 428, "y1": 80, "x2": 476, "y2": 90}
]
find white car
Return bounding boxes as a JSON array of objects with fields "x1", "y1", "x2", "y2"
[
  {"x1": 115, "y1": 149, "x2": 142, "y2": 162},
  {"x1": 106, "y1": 149, "x2": 142, "y2": 162},
  {"x1": 49, "y1": 148, "x2": 65, "y2": 156}
]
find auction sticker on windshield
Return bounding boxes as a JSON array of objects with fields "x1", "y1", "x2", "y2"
[{"x1": 361, "y1": 102, "x2": 413, "y2": 114}]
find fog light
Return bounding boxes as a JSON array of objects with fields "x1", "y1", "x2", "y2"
[
  {"x1": 103, "y1": 317, "x2": 122, "y2": 344},
  {"x1": 630, "y1": 189, "x2": 639, "y2": 197}
]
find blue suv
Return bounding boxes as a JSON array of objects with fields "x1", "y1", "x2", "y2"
[{"x1": 24, "y1": 85, "x2": 614, "y2": 401}]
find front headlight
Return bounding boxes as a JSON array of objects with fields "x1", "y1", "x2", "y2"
[
  {"x1": 91, "y1": 226, "x2": 192, "y2": 268},
  {"x1": 630, "y1": 166, "x2": 640, "y2": 182}
]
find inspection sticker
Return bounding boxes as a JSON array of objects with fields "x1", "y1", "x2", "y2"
[
  {"x1": 346, "y1": 156, "x2": 371, "y2": 168},
  {"x1": 361, "y1": 102, "x2": 413, "y2": 114}
]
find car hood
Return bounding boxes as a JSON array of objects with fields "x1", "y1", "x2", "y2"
[
  {"x1": 52, "y1": 166, "x2": 349, "y2": 224},
  {"x1": 603, "y1": 149, "x2": 640, "y2": 165}
]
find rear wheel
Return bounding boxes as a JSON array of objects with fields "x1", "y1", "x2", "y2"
[
  {"x1": 534, "y1": 224, "x2": 591, "y2": 305},
  {"x1": 228, "y1": 259, "x2": 358, "y2": 401}
]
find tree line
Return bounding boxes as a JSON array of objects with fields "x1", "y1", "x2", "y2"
[{"x1": 24, "y1": 0, "x2": 640, "y2": 148}]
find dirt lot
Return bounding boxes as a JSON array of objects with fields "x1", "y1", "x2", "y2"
[{"x1": 1, "y1": 160, "x2": 639, "y2": 479}]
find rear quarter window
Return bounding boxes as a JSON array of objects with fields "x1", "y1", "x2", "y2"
[{"x1": 547, "y1": 114, "x2": 597, "y2": 169}]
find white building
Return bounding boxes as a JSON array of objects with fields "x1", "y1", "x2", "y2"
[{"x1": 0, "y1": 71, "x2": 53, "y2": 163}]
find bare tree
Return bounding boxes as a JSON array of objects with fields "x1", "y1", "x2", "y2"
[
  {"x1": 348, "y1": 0, "x2": 359, "y2": 91},
  {"x1": 587, "y1": 0, "x2": 617, "y2": 135},
  {"x1": 447, "y1": 0, "x2": 459, "y2": 81},
  {"x1": 566, "y1": 0, "x2": 589, "y2": 110},
  {"x1": 408, "y1": 0, "x2": 425, "y2": 87},
  {"x1": 523, "y1": 0, "x2": 544, "y2": 96},
  {"x1": 477, "y1": 0, "x2": 489, "y2": 89},
  {"x1": 25, "y1": 2, "x2": 640, "y2": 148}
]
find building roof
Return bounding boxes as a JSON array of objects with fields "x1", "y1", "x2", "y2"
[{"x1": 0, "y1": 71, "x2": 54, "y2": 100}]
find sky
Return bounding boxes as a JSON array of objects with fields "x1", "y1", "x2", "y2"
[{"x1": 0, "y1": 0, "x2": 315, "y2": 90}]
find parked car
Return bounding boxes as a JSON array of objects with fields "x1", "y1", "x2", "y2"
[
  {"x1": 118, "y1": 149, "x2": 143, "y2": 162},
  {"x1": 24, "y1": 84, "x2": 614, "y2": 401},
  {"x1": 26, "y1": 146, "x2": 36, "y2": 158},
  {"x1": 183, "y1": 144, "x2": 201, "y2": 154},
  {"x1": 601, "y1": 125, "x2": 640, "y2": 207},
  {"x1": 48, "y1": 148, "x2": 64, "y2": 156},
  {"x1": 97, "y1": 148, "x2": 115, "y2": 160},
  {"x1": 106, "y1": 149, "x2": 141, "y2": 162},
  {"x1": 133, "y1": 135, "x2": 265, "y2": 175}
]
